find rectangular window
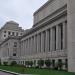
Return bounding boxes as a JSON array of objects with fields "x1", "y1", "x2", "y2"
[
  {"x1": 8, "y1": 31, "x2": 11, "y2": 35},
  {"x1": 4, "y1": 31, "x2": 6, "y2": 33},
  {"x1": 14, "y1": 42, "x2": 17, "y2": 47},
  {"x1": 12, "y1": 32, "x2": 15, "y2": 36},
  {"x1": 52, "y1": 60, "x2": 55, "y2": 68},
  {"x1": 13, "y1": 53, "x2": 16, "y2": 56},
  {"x1": 4, "y1": 35, "x2": 6, "y2": 37},
  {"x1": 16, "y1": 32, "x2": 18, "y2": 36}
]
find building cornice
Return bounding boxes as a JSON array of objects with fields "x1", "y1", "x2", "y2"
[
  {"x1": 34, "y1": 0, "x2": 54, "y2": 15},
  {"x1": 33, "y1": 4, "x2": 67, "y2": 27},
  {"x1": 21, "y1": 5, "x2": 67, "y2": 39}
]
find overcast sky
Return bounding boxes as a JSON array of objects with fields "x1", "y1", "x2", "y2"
[{"x1": 0, "y1": 0, "x2": 48, "y2": 30}]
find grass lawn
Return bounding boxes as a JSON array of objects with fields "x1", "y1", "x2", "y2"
[{"x1": 0, "y1": 66, "x2": 75, "y2": 75}]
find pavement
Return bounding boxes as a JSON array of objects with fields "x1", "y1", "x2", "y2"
[{"x1": 0, "y1": 71, "x2": 13, "y2": 75}]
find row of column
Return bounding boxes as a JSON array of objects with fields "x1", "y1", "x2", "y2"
[{"x1": 20, "y1": 21, "x2": 67, "y2": 56}]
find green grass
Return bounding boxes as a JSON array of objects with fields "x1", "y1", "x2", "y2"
[{"x1": 0, "y1": 66, "x2": 75, "y2": 75}]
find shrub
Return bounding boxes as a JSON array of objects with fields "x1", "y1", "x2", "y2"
[
  {"x1": 57, "y1": 61, "x2": 63, "y2": 70},
  {"x1": 10, "y1": 61, "x2": 17, "y2": 66},
  {"x1": 25, "y1": 61, "x2": 29, "y2": 67},
  {"x1": 29, "y1": 61, "x2": 33, "y2": 67},
  {"x1": 3, "y1": 62, "x2": 8, "y2": 66},
  {"x1": 0, "y1": 62, "x2": 1, "y2": 65},
  {"x1": 37, "y1": 59, "x2": 44, "y2": 68},
  {"x1": 33, "y1": 60, "x2": 36, "y2": 67},
  {"x1": 45, "y1": 59, "x2": 51, "y2": 68}
]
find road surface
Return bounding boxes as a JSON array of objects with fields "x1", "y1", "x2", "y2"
[{"x1": 0, "y1": 71, "x2": 14, "y2": 75}]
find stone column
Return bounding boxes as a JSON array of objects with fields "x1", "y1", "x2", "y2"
[
  {"x1": 26, "y1": 39, "x2": 28, "y2": 55},
  {"x1": 45, "y1": 30, "x2": 50, "y2": 52},
  {"x1": 35, "y1": 35, "x2": 37, "y2": 54},
  {"x1": 50, "y1": 27, "x2": 55, "y2": 51},
  {"x1": 24, "y1": 40, "x2": 26, "y2": 55},
  {"x1": 32, "y1": 36, "x2": 34, "y2": 55},
  {"x1": 34, "y1": 35, "x2": 36, "y2": 54},
  {"x1": 28, "y1": 38, "x2": 31, "y2": 55},
  {"x1": 41, "y1": 32, "x2": 44, "y2": 52},
  {"x1": 21, "y1": 41, "x2": 23, "y2": 56},
  {"x1": 37, "y1": 33, "x2": 41, "y2": 53},
  {"x1": 56, "y1": 25, "x2": 59, "y2": 50},
  {"x1": 23, "y1": 41, "x2": 25, "y2": 56},
  {"x1": 58, "y1": 25, "x2": 62, "y2": 50},
  {"x1": 37, "y1": 34, "x2": 39, "y2": 53},
  {"x1": 31, "y1": 37, "x2": 33, "y2": 55},
  {"x1": 63, "y1": 22, "x2": 67, "y2": 50},
  {"x1": 67, "y1": 0, "x2": 75, "y2": 72},
  {"x1": 50, "y1": 28, "x2": 53, "y2": 51}
]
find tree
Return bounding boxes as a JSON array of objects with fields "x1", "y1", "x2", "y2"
[
  {"x1": 33, "y1": 60, "x2": 36, "y2": 67},
  {"x1": 65, "y1": 59, "x2": 68, "y2": 71},
  {"x1": 10, "y1": 61, "x2": 17, "y2": 66},
  {"x1": 0, "y1": 62, "x2": 1, "y2": 65},
  {"x1": 29, "y1": 61, "x2": 33, "y2": 67},
  {"x1": 45, "y1": 59, "x2": 51, "y2": 68},
  {"x1": 57, "y1": 60, "x2": 63, "y2": 70},
  {"x1": 38, "y1": 59, "x2": 44, "y2": 68},
  {"x1": 3, "y1": 62, "x2": 8, "y2": 66},
  {"x1": 25, "y1": 61, "x2": 29, "y2": 67}
]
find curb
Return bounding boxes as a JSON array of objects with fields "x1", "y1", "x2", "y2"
[{"x1": 0, "y1": 69, "x2": 20, "y2": 75}]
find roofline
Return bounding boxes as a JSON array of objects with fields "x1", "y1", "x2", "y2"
[
  {"x1": 34, "y1": 0, "x2": 54, "y2": 15},
  {"x1": 21, "y1": 6, "x2": 67, "y2": 39}
]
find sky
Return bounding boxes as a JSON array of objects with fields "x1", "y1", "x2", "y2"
[{"x1": 0, "y1": 0, "x2": 48, "y2": 30}]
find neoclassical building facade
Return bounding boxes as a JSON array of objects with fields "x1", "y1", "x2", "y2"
[{"x1": 0, "y1": 0, "x2": 75, "y2": 72}]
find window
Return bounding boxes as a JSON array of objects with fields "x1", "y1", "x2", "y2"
[
  {"x1": 8, "y1": 31, "x2": 11, "y2": 35},
  {"x1": 12, "y1": 32, "x2": 15, "y2": 36},
  {"x1": 16, "y1": 32, "x2": 18, "y2": 36},
  {"x1": 52, "y1": 60, "x2": 55, "y2": 68},
  {"x1": 4, "y1": 31, "x2": 6, "y2": 33},
  {"x1": 20, "y1": 33, "x2": 22, "y2": 35},
  {"x1": 13, "y1": 53, "x2": 16, "y2": 56},
  {"x1": 4, "y1": 35, "x2": 6, "y2": 37},
  {"x1": 14, "y1": 42, "x2": 17, "y2": 47}
]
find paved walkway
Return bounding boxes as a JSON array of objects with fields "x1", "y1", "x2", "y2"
[{"x1": 0, "y1": 71, "x2": 14, "y2": 75}]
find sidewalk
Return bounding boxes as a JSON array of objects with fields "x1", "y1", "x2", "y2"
[{"x1": 0, "y1": 69, "x2": 19, "y2": 75}]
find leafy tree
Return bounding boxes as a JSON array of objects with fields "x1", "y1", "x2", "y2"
[
  {"x1": 3, "y1": 62, "x2": 8, "y2": 66},
  {"x1": 0, "y1": 62, "x2": 1, "y2": 65},
  {"x1": 10, "y1": 61, "x2": 17, "y2": 66},
  {"x1": 29, "y1": 61, "x2": 33, "y2": 67},
  {"x1": 25, "y1": 61, "x2": 29, "y2": 66},
  {"x1": 33, "y1": 60, "x2": 36, "y2": 67},
  {"x1": 38, "y1": 59, "x2": 44, "y2": 68},
  {"x1": 45, "y1": 59, "x2": 51, "y2": 68},
  {"x1": 65, "y1": 59, "x2": 68, "y2": 71},
  {"x1": 57, "y1": 60, "x2": 63, "y2": 70}
]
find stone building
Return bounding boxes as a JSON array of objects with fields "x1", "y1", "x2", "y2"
[
  {"x1": 0, "y1": 21, "x2": 24, "y2": 43},
  {"x1": 0, "y1": 0, "x2": 75, "y2": 72}
]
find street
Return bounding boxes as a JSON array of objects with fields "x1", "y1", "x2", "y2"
[{"x1": 0, "y1": 71, "x2": 14, "y2": 75}]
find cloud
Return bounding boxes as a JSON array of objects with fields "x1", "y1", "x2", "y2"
[{"x1": 0, "y1": 0, "x2": 48, "y2": 29}]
